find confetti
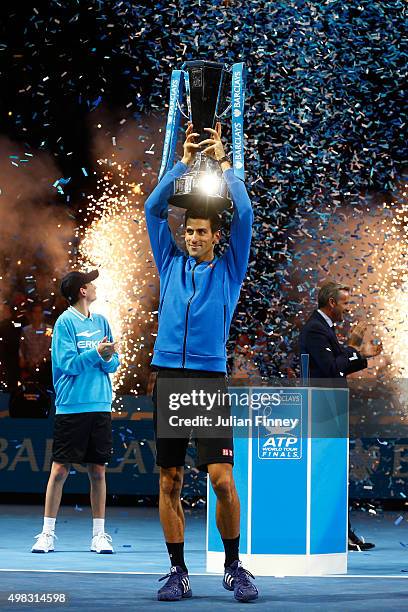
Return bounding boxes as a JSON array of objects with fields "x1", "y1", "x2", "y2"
[{"x1": 0, "y1": 0, "x2": 406, "y2": 506}]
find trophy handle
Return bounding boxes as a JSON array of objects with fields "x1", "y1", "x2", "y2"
[
  {"x1": 158, "y1": 69, "x2": 184, "y2": 181},
  {"x1": 216, "y1": 103, "x2": 232, "y2": 120},
  {"x1": 214, "y1": 67, "x2": 231, "y2": 123},
  {"x1": 176, "y1": 99, "x2": 190, "y2": 120}
]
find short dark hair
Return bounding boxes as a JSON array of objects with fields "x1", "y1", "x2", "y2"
[
  {"x1": 318, "y1": 281, "x2": 350, "y2": 308},
  {"x1": 184, "y1": 206, "x2": 222, "y2": 234}
]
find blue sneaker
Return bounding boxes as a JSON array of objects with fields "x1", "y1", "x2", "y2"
[
  {"x1": 158, "y1": 566, "x2": 192, "y2": 601},
  {"x1": 223, "y1": 560, "x2": 258, "y2": 602}
]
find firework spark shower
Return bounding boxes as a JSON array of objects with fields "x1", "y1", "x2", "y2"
[{"x1": 78, "y1": 156, "x2": 158, "y2": 396}]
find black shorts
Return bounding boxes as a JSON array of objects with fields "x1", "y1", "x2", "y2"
[
  {"x1": 153, "y1": 368, "x2": 234, "y2": 472},
  {"x1": 52, "y1": 412, "x2": 113, "y2": 466}
]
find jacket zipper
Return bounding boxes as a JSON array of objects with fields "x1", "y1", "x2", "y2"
[
  {"x1": 182, "y1": 262, "x2": 198, "y2": 368},
  {"x1": 223, "y1": 305, "x2": 226, "y2": 343}
]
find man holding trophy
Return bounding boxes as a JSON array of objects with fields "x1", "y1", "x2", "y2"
[{"x1": 144, "y1": 60, "x2": 258, "y2": 602}]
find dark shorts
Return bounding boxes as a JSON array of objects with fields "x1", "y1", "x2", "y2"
[
  {"x1": 153, "y1": 368, "x2": 234, "y2": 472},
  {"x1": 52, "y1": 412, "x2": 113, "y2": 466}
]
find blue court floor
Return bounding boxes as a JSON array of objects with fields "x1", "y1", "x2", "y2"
[{"x1": 0, "y1": 506, "x2": 408, "y2": 610}]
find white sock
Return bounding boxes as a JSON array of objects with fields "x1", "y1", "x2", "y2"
[
  {"x1": 43, "y1": 517, "x2": 56, "y2": 534},
  {"x1": 93, "y1": 518, "x2": 105, "y2": 536}
]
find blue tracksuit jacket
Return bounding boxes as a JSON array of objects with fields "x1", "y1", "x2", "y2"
[{"x1": 144, "y1": 161, "x2": 253, "y2": 373}]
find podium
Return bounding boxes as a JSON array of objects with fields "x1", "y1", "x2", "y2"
[{"x1": 206, "y1": 387, "x2": 349, "y2": 576}]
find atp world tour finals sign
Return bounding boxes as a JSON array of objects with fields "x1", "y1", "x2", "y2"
[{"x1": 158, "y1": 60, "x2": 246, "y2": 212}]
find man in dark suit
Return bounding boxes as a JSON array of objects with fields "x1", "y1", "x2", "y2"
[{"x1": 299, "y1": 280, "x2": 382, "y2": 551}]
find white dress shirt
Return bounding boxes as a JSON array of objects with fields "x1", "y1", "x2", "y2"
[{"x1": 317, "y1": 309, "x2": 334, "y2": 328}]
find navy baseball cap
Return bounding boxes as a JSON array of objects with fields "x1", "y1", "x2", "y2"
[{"x1": 60, "y1": 269, "x2": 99, "y2": 303}]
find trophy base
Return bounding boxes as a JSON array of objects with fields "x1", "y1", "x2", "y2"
[
  {"x1": 168, "y1": 193, "x2": 232, "y2": 213},
  {"x1": 169, "y1": 154, "x2": 232, "y2": 213}
]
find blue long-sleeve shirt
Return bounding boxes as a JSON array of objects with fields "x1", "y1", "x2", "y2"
[
  {"x1": 145, "y1": 161, "x2": 253, "y2": 372},
  {"x1": 51, "y1": 305, "x2": 120, "y2": 414}
]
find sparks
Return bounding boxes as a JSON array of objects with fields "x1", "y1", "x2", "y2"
[{"x1": 77, "y1": 157, "x2": 158, "y2": 397}]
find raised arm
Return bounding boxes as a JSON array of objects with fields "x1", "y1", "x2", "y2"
[
  {"x1": 144, "y1": 162, "x2": 186, "y2": 274},
  {"x1": 144, "y1": 123, "x2": 201, "y2": 274},
  {"x1": 200, "y1": 123, "x2": 253, "y2": 284},
  {"x1": 223, "y1": 170, "x2": 253, "y2": 284}
]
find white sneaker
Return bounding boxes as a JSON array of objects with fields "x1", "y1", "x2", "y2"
[
  {"x1": 31, "y1": 531, "x2": 57, "y2": 553},
  {"x1": 91, "y1": 532, "x2": 114, "y2": 554}
]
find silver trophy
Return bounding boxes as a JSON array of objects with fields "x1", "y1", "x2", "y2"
[
  {"x1": 169, "y1": 152, "x2": 230, "y2": 212},
  {"x1": 159, "y1": 60, "x2": 246, "y2": 213}
]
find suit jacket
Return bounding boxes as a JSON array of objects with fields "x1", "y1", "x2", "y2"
[{"x1": 299, "y1": 310, "x2": 367, "y2": 384}]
